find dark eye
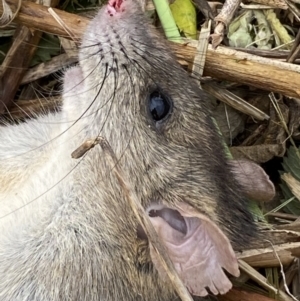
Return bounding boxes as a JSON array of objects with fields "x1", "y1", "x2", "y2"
[{"x1": 149, "y1": 91, "x2": 171, "y2": 121}]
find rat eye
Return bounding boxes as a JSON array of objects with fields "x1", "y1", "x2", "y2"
[{"x1": 149, "y1": 91, "x2": 171, "y2": 122}]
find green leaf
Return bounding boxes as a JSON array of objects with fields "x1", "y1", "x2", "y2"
[
  {"x1": 264, "y1": 9, "x2": 293, "y2": 49},
  {"x1": 228, "y1": 10, "x2": 253, "y2": 48},
  {"x1": 30, "y1": 34, "x2": 61, "y2": 67},
  {"x1": 170, "y1": 0, "x2": 197, "y2": 39},
  {"x1": 152, "y1": 0, "x2": 181, "y2": 42}
]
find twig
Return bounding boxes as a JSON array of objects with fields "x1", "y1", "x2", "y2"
[
  {"x1": 203, "y1": 82, "x2": 270, "y2": 120},
  {"x1": 238, "y1": 259, "x2": 295, "y2": 301},
  {"x1": 48, "y1": 7, "x2": 79, "y2": 44},
  {"x1": 0, "y1": 0, "x2": 21, "y2": 27},
  {"x1": 1, "y1": 1, "x2": 300, "y2": 98},
  {"x1": 266, "y1": 240, "x2": 299, "y2": 301}
]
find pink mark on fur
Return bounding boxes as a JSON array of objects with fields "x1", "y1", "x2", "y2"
[{"x1": 106, "y1": 0, "x2": 125, "y2": 16}]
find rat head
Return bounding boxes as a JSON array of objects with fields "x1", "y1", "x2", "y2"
[{"x1": 63, "y1": 0, "x2": 258, "y2": 297}]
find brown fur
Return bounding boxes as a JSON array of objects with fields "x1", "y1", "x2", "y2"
[{"x1": 0, "y1": 1, "x2": 257, "y2": 300}]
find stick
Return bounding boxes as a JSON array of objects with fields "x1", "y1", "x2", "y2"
[{"x1": 2, "y1": 0, "x2": 300, "y2": 98}]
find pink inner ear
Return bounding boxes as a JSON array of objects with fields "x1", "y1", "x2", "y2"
[{"x1": 147, "y1": 203, "x2": 240, "y2": 297}]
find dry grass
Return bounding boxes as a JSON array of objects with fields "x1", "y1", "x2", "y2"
[{"x1": 0, "y1": 0, "x2": 299, "y2": 300}]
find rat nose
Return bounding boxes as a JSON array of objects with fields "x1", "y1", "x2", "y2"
[{"x1": 106, "y1": 0, "x2": 125, "y2": 15}]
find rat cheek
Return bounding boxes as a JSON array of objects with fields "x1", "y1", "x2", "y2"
[{"x1": 146, "y1": 202, "x2": 240, "y2": 297}]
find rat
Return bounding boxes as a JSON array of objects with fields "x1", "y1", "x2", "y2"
[{"x1": 0, "y1": 0, "x2": 269, "y2": 300}]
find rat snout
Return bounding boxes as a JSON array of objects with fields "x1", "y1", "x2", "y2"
[{"x1": 106, "y1": 0, "x2": 125, "y2": 15}]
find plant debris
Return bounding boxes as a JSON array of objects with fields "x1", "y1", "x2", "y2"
[{"x1": 0, "y1": 0, "x2": 300, "y2": 300}]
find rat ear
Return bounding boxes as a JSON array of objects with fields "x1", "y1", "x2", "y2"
[
  {"x1": 230, "y1": 159, "x2": 275, "y2": 202},
  {"x1": 147, "y1": 203, "x2": 240, "y2": 297}
]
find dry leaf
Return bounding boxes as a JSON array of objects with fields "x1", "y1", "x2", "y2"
[
  {"x1": 264, "y1": 9, "x2": 293, "y2": 49},
  {"x1": 253, "y1": 10, "x2": 273, "y2": 49},
  {"x1": 213, "y1": 102, "x2": 246, "y2": 144},
  {"x1": 228, "y1": 10, "x2": 253, "y2": 47},
  {"x1": 230, "y1": 144, "x2": 285, "y2": 163}
]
